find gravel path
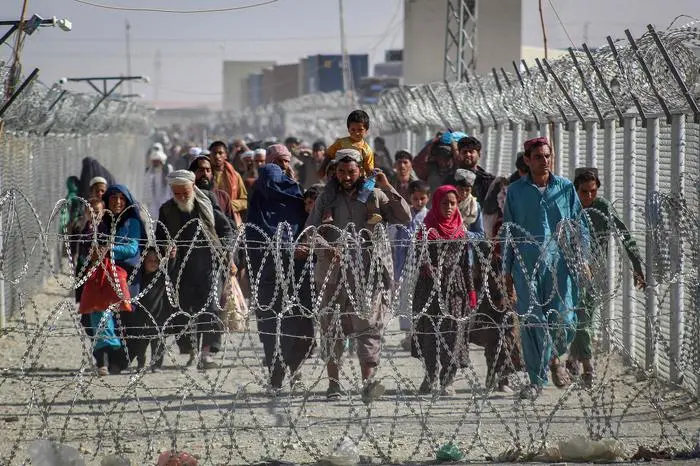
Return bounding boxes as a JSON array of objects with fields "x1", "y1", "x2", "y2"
[{"x1": 1, "y1": 276, "x2": 699, "y2": 465}]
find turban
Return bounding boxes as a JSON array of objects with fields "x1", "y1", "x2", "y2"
[
  {"x1": 152, "y1": 142, "x2": 164, "y2": 151},
  {"x1": 167, "y1": 169, "x2": 195, "y2": 186},
  {"x1": 241, "y1": 150, "x2": 254, "y2": 160},
  {"x1": 266, "y1": 144, "x2": 292, "y2": 163},
  {"x1": 254, "y1": 148, "x2": 267, "y2": 157},
  {"x1": 188, "y1": 147, "x2": 203, "y2": 157},
  {"x1": 335, "y1": 148, "x2": 362, "y2": 164},
  {"x1": 524, "y1": 137, "x2": 550, "y2": 153},
  {"x1": 89, "y1": 176, "x2": 107, "y2": 187}
]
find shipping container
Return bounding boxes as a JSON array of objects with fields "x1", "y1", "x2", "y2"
[
  {"x1": 246, "y1": 73, "x2": 263, "y2": 109},
  {"x1": 306, "y1": 54, "x2": 369, "y2": 93}
]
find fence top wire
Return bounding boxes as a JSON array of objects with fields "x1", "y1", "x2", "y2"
[
  {"x1": 176, "y1": 23, "x2": 700, "y2": 141},
  {"x1": 0, "y1": 63, "x2": 153, "y2": 136}
]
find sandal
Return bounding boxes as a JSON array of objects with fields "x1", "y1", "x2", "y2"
[{"x1": 550, "y1": 362, "x2": 571, "y2": 388}]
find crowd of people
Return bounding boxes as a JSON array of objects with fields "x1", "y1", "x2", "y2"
[{"x1": 65, "y1": 109, "x2": 647, "y2": 402}]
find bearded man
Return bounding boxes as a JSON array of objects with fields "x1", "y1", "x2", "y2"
[
  {"x1": 188, "y1": 155, "x2": 236, "y2": 222},
  {"x1": 156, "y1": 170, "x2": 233, "y2": 369}
]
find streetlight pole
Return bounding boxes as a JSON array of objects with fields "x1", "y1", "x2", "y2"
[{"x1": 125, "y1": 20, "x2": 133, "y2": 94}]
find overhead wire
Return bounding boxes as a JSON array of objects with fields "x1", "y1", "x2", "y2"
[{"x1": 71, "y1": 0, "x2": 278, "y2": 14}]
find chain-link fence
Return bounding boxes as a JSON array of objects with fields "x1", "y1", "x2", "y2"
[{"x1": 0, "y1": 63, "x2": 151, "y2": 326}]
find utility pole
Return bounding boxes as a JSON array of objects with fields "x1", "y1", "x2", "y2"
[
  {"x1": 338, "y1": 0, "x2": 354, "y2": 108},
  {"x1": 154, "y1": 49, "x2": 161, "y2": 101},
  {"x1": 125, "y1": 19, "x2": 133, "y2": 94}
]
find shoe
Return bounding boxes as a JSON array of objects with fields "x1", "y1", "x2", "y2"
[
  {"x1": 361, "y1": 380, "x2": 385, "y2": 405},
  {"x1": 326, "y1": 384, "x2": 344, "y2": 400},
  {"x1": 197, "y1": 353, "x2": 218, "y2": 370},
  {"x1": 418, "y1": 377, "x2": 433, "y2": 394},
  {"x1": 496, "y1": 378, "x2": 514, "y2": 394},
  {"x1": 97, "y1": 366, "x2": 109, "y2": 376},
  {"x1": 518, "y1": 384, "x2": 542, "y2": 401},
  {"x1": 290, "y1": 371, "x2": 303, "y2": 388},
  {"x1": 440, "y1": 384, "x2": 456, "y2": 396},
  {"x1": 400, "y1": 336, "x2": 412, "y2": 351}
]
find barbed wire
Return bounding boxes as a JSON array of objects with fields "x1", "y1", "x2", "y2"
[
  {"x1": 0, "y1": 63, "x2": 153, "y2": 135},
  {"x1": 2, "y1": 186, "x2": 700, "y2": 464}
]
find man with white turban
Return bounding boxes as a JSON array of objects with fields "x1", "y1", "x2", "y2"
[
  {"x1": 143, "y1": 143, "x2": 173, "y2": 220},
  {"x1": 156, "y1": 170, "x2": 233, "y2": 369}
]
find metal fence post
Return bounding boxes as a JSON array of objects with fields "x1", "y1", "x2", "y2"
[
  {"x1": 603, "y1": 118, "x2": 617, "y2": 351},
  {"x1": 495, "y1": 122, "x2": 505, "y2": 175},
  {"x1": 553, "y1": 121, "x2": 564, "y2": 176},
  {"x1": 586, "y1": 121, "x2": 598, "y2": 168},
  {"x1": 669, "y1": 114, "x2": 685, "y2": 383},
  {"x1": 622, "y1": 116, "x2": 637, "y2": 363},
  {"x1": 645, "y1": 117, "x2": 660, "y2": 373},
  {"x1": 569, "y1": 122, "x2": 581, "y2": 180},
  {"x1": 481, "y1": 125, "x2": 492, "y2": 173},
  {"x1": 511, "y1": 122, "x2": 523, "y2": 168}
]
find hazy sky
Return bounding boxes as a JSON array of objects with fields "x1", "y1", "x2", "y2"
[{"x1": 4, "y1": 0, "x2": 698, "y2": 106}]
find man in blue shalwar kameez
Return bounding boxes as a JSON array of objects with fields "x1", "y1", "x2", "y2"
[{"x1": 502, "y1": 137, "x2": 588, "y2": 400}]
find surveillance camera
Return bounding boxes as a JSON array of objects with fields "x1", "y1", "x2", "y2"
[
  {"x1": 58, "y1": 77, "x2": 68, "y2": 85},
  {"x1": 57, "y1": 18, "x2": 72, "y2": 32}
]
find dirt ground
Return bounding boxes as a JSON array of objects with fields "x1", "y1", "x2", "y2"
[{"x1": 1, "y1": 276, "x2": 699, "y2": 465}]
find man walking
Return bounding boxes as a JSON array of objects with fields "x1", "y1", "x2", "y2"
[
  {"x1": 307, "y1": 149, "x2": 411, "y2": 403},
  {"x1": 156, "y1": 170, "x2": 233, "y2": 369},
  {"x1": 502, "y1": 137, "x2": 588, "y2": 400}
]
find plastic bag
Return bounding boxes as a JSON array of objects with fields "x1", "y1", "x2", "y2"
[
  {"x1": 28, "y1": 440, "x2": 86, "y2": 466},
  {"x1": 79, "y1": 258, "x2": 132, "y2": 313},
  {"x1": 320, "y1": 437, "x2": 359, "y2": 466},
  {"x1": 222, "y1": 275, "x2": 248, "y2": 332}
]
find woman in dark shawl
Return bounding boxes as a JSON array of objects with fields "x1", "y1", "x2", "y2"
[
  {"x1": 246, "y1": 163, "x2": 315, "y2": 390},
  {"x1": 79, "y1": 157, "x2": 116, "y2": 199}
]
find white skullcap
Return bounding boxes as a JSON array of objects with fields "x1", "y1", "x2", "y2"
[
  {"x1": 241, "y1": 150, "x2": 254, "y2": 159},
  {"x1": 167, "y1": 170, "x2": 195, "y2": 186},
  {"x1": 150, "y1": 149, "x2": 167, "y2": 164},
  {"x1": 454, "y1": 169, "x2": 476, "y2": 186},
  {"x1": 152, "y1": 142, "x2": 164, "y2": 151},
  {"x1": 335, "y1": 148, "x2": 362, "y2": 164},
  {"x1": 188, "y1": 147, "x2": 203, "y2": 157},
  {"x1": 254, "y1": 148, "x2": 267, "y2": 156},
  {"x1": 89, "y1": 176, "x2": 107, "y2": 187}
]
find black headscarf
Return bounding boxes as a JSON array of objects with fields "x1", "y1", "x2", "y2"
[{"x1": 78, "y1": 157, "x2": 116, "y2": 199}]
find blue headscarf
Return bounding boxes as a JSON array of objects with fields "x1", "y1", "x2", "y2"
[{"x1": 247, "y1": 164, "x2": 305, "y2": 238}]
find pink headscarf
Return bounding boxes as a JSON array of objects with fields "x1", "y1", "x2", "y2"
[
  {"x1": 266, "y1": 144, "x2": 292, "y2": 164},
  {"x1": 420, "y1": 185, "x2": 466, "y2": 240}
]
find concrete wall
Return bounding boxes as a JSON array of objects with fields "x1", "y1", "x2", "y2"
[
  {"x1": 403, "y1": 0, "x2": 448, "y2": 85},
  {"x1": 475, "y1": 0, "x2": 522, "y2": 75},
  {"x1": 222, "y1": 60, "x2": 275, "y2": 111}
]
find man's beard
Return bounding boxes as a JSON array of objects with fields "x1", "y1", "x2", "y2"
[
  {"x1": 195, "y1": 177, "x2": 212, "y2": 190},
  {"x1": 341, "y1": 177, "x2": 362, "y2": 192},
  {"x1": 175, "y1": 195, "x2": 195, "y2": 213}
]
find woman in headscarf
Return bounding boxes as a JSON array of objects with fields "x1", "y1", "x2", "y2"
[
  {"x1": 246, "y1": 159, "x2": 315, "y2": 390},
  {"x1": 78, "y1": 157, "x2": 115, "y2": 200},
  {"x1": 411, "y1": 185, "x2": 476, "y2": 396},
  {"x1": 96, "y1": 184, "x2": 146, "y2": 373}
]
